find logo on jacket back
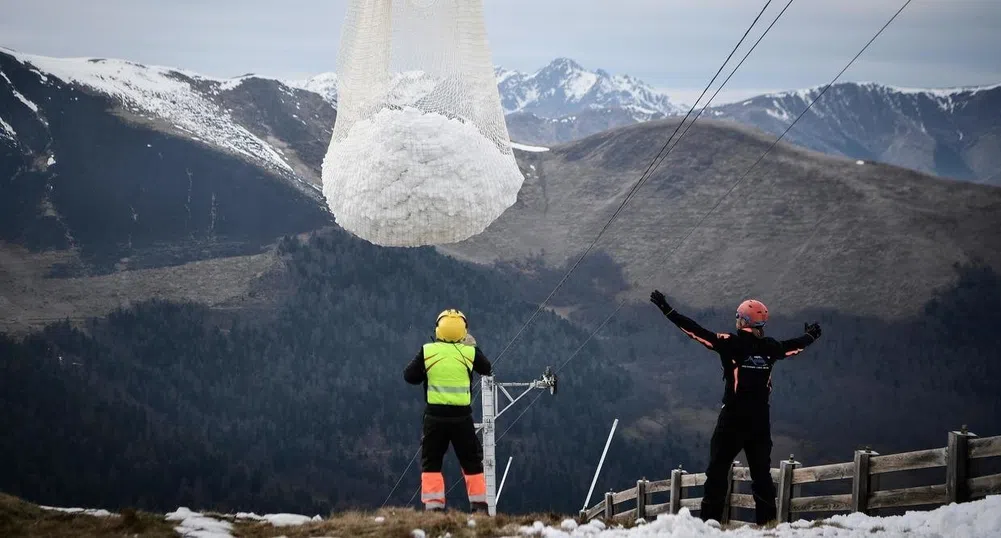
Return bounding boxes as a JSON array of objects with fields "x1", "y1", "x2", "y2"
[{"x1": 741, "y1": 355, "x2": 770, "y2": 370}]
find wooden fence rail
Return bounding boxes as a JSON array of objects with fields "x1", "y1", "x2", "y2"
[{"x1": 580, "y1": 427, "x2": 1001, "y2": 525}]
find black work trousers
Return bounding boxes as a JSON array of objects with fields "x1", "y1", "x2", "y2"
[
  {"x1": 700, "y1": 406, "x2": 777, "y2": 525},
  {"x1": 420, "y1": 413, "x2": 484, "y2": 474}
]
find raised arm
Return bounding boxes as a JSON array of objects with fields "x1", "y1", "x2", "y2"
[
  {"x1": 650, "y1": 290, "x2": 726, "y2": 351},
  {"x1": 778, "y1": 322, "x2": 822, "y2": 358},
  {"x1": 403, "y1": 349, "x2": 426, "y2": 384},
  {"x1": 472, "y1": 347, "x2": 493, "y2": 377}
]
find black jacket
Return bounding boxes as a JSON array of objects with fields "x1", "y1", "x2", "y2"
[
  {"x1": 404, "y1": 344, "x2": 493, "y2": 417},
  {"x1": 663, "y1": 310, "x2": 817, "y2": 409}
]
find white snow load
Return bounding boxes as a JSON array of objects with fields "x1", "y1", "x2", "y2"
[{"x1": 321, "y1": 106, "x2": 524, "y2": 247}]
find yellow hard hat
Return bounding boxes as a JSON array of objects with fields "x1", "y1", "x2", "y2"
[{"x1": 435, "y1": 309, "x2": 468, "y2": 343}]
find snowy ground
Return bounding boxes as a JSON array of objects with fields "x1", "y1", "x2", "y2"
[
  {"x1": 33, "y1": 495, "x2": 1000, "y2": 537},
  {"x1": 519, "y1": 496, "x2": 1001, "y2": 537}
]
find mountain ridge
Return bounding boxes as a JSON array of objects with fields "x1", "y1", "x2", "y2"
[{"x1": 5, "y1": 46, "x2": 999, "y2": 184}]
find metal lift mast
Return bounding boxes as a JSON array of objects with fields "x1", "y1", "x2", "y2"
[{"x1": 475, "y1": 367, "x2": 557, "y2": 516}]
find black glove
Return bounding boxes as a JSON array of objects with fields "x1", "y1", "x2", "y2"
[
  {"x1": 805, "y1": 322, "x2": 821, "y2": 340},
  {"x1": 650, "y1": 290, "x2": 673, "y2": 315}
]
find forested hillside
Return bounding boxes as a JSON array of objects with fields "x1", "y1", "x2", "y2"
[
  {"x1": 3, "y1": 225, "x2": 999, "y2": 517},
  {"x1": 0, "y1": 227, "x2": 690, "y2": 516}
]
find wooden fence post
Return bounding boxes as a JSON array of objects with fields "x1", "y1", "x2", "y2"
[
  {"x1": 721, "y1": 460, "x2": 737, "y2": 525},
  {"x1": 604, "y1": 490, "x2": 614, "y2": 521},
  {"x1": 947, "y1": 425, "x2": 978, "y2": 504},
  {"x1": 776, "y1": 454, "x2": 799, "y2": 523},
  {"x1": 669, "y1": 467, "x2": 684, "y2": 515},
  {"x1": 851, "y1": 447, "x2": 877, "y2": 514},
  {"x1": 636, "y1": 478, "x2": 648, "y2": 520}
]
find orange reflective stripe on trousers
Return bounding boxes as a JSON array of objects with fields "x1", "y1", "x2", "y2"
[
  {"x1": 464, "y1": 472, "x2": 486, "y2": 503},
  {"x1": 422, "y1": 472, "x2": 445, "y2": 504}
]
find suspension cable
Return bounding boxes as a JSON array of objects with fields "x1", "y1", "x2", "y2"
[
  {"x1": 382, "y1": 0, "x2": 782, "y2": 508},
  {"x1": 483, "y1": 0, "x2": 915, "y2": 465},
  {"x1": 384, "y1": 0, "x2": 918, "y2": 510},
  {"x1": 484, "y1": 0, "x2": 776, "y2": 370}
]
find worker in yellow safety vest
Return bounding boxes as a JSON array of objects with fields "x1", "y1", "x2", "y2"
[{"x1": 404, "y1": 309, "x2": 493, "y2": 513}]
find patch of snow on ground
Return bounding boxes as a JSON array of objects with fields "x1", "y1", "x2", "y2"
[
  {"x1": 856, "y1": 160, "x2": 865, "y2": 165},
  {"x1": 166, "y1": 507, "x2": 233, "y2": 538},
  {"x1": 322, "y1": 106, "x2": 524, "y2": 247},
  {"x1": 511, "y1": 142, "x2": 550, "y2": 152},
  {"x1": 7, "y1": 52, "x2": 294, "y2": 177},
  {"x1": 0, "y1": 117, "x2": 15, "y2": 140},
  {"x1": 234, "y1": 512, "x2": 319, "y2": 526},
  {"x1": 47, "y1": 155, "x2": 56, "y2": 166},
  {"x1": 40, "y1": 506, "x2": 115, "y2": 517},
  {"x1": 520, "y1": 496, "x2": 1001, "y2": 537},
  {"x1": 265, "y1": 513, "x2": 320, "y2": 526}
]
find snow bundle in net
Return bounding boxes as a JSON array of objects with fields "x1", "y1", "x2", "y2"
[{"x1": 322, "y1": 0, "x2": 524, "y2": 247}]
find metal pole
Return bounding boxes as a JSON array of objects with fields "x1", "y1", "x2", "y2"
[
  {"x1": 582, "y1": 418, "x2": 619, "y2": 511},
  {"x1": 481, "y1": 376, "x2": 498, "y2": 516},
  {"x1": 496, "y1": 456, "x2": 514, "y2": 505}
]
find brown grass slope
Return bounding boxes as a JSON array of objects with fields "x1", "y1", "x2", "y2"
[
  {"x1": 0, "y1": 493, "x2": 587, "y2": 538},
  {"x1": 0, "y1": 242, "x2": 289, "y2": 334},
  {"x1": 441, "y1": 118, "x2": 1001, "y2": 319},
  {"x1": 0, "y1": 494, "x2": 174, "y2": 538}
]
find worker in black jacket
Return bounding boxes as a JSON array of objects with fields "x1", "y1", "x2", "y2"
[
  {"x1": 650, "y1": 290, "x2": 821, "y2": 525},
  {"x1": 404, "y1": 309, "x2": 493, "y2": 513}
]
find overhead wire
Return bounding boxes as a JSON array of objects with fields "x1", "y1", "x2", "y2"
[
  {"x1": 483, "y1": 0, "x2": 917, "y2": 470},
  {"x1": 482, "y1": 0, "x2": 777, "y2": 371},
  {"x1": 387, "y1": 0, "x2": 915, "y2": 510},
  {"x1": 405, "y1": 0, "x2": 789, "y2": 507}
]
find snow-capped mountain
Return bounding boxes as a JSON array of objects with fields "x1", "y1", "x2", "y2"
[
  {"x1": 287, "y1": 58, "x2": 687, "y2": 143},
  {"x1": 493, "y1": 58, "x2": 686, "y2": 120},
  {"x1": 0, "y1": 47, "x2": 338, "y2": 191},
  {"x1": 708, "y1": 82, "x2": 1001, "y2": 185},
  {"x1": 288, "y1": 58, "x2": 684, "y2": 122}
]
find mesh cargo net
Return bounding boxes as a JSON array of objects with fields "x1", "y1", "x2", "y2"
[{"x1": 322, "y1": 0, "x2": 524, "y2": 247}]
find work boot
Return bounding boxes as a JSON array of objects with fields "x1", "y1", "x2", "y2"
[{"x1": 470, "y1": 502, "x2": 488, "y2": 514}]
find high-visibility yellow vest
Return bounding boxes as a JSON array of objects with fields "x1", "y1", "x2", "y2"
[{"x1": 423, "y1": 342, "x2": 475, "y2": 406}]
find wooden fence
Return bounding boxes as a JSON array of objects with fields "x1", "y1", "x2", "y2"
[{"x1": 580, "y1": 428, "x2": 1001, "y2": 525}]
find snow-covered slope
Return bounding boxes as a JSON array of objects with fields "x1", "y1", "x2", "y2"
[
  {"x1": 0, "y1": 47, "x2": 313, "y2": 188},
  {"x1": 709, "y1": 81, "x2": 1001, "y2": 185},
  {"x1": 286, "y1": 72, "x2": 338, "y2": 104}
]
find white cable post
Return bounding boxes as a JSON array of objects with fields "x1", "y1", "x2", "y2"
[
  {"x1": 496, "y1": 456, "x2": 514, "y2": 506},
  {"x1": 583, "y1": 418, "x2": 619, "y2": 512},
  {"x1": 481, "y1": 376, "x2": 498, "y2": 516},
  {"x1": 477, "y1": 367, "x2": 557, "y2": 516}
]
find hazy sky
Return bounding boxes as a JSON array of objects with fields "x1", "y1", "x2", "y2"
[{"x1": 2, "y1": 0, "x2": 999, "y2": 105}]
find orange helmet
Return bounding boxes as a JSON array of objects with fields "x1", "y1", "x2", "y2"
[{"x1": 736, "y1": 299, "x2": 769, "y2": 328}]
